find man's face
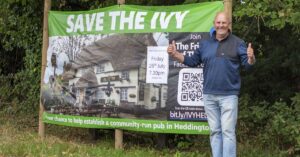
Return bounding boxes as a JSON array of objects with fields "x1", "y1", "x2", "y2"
[{"x1": 214, "y1": 13, "x2": 230, "y2": 37}]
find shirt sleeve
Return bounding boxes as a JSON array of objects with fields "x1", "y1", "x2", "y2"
[
  {"x1": 238, "y1": 41, "x2": 253, "y2": 70},
  {"x1": 183, "y1": 42, "x2": 203, "y2": 67}
]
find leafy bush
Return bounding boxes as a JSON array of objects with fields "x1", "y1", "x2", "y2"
[{"x1": 238, "y1": 93, "x2": 300, "y2": 156}]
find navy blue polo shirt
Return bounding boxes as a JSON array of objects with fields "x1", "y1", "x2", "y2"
[{"x1": 183, "y1": 33, "x2": 253, "y2": 95}]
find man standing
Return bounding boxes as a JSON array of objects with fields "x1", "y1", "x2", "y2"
[{"x1": 167, "y1": 12, "x2": 255, "y2": 157}]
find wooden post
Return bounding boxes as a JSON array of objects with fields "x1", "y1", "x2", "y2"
[
  {"x1": 38, "y1": 0, "x2": 51, "y2": 138},
  {"x1": 155, "y1": 133, "x2": 167, "y2": 149},
  {"x1": 224, "y1": 0, "x2": 232, "y2": 30},
  {"x1": 115, "y1": 129, "x2": 123, "y2": 149},
  {"x1": 118, "y1": 0, "x2": 125, "y2": 5},
  {"x1": 115, "y1": 0, "x2": 125, "y2": 149}
]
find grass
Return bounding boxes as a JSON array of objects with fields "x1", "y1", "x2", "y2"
[
  {"x1": 0, "y1": 114, "x2": 206, "y2": 157},
  {"x1": 0, "y1": 123, "x2": 168, "y2": 157},
  {"x1": 0, "y1": 114, "x2": 291, "y2": 157}
]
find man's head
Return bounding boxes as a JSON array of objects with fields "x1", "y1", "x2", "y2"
[{"x1": 213, "y1": 12, "x2": 231, "y2": 39}]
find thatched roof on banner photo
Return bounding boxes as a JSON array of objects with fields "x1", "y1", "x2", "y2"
[
  {"x1": 72, "y1": 33, "x2": 157, "y2": 71},
  {"x1": 61, "y1": 33, "x2": 158, "y2": 88}
]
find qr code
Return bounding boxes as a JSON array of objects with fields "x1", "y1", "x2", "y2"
[{"x1": 177, "y1": 68, "x2": 204, "y2": 106}]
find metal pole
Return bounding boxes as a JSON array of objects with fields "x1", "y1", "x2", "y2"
[{"x1": 38, "y1": 0, "x2": 51, "y2": 138}]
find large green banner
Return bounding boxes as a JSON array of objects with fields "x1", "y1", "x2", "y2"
[{"x1": 42, "y1": 2, "x2": 223, "y2": 134}]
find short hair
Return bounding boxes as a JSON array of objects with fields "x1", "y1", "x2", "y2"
[{"x1": 214, "y1": 11, "x2": 232, "y2": 24}]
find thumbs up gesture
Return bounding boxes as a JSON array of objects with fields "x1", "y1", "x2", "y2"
[
  {"x1": 167, "y1": 40, "x2": 177, "y2": 57},
  {"x1": 247, "y1": 43, "x2": 255, "y2": 65},
  {"x1": 167, "y1": 40, "x2": 185, "y2": 63}
]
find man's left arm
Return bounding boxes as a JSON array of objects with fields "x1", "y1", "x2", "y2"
[
  {"x1": 247, "y1": 43, "x2": 255, "y2": 65},
  {"x1": 238, "y1": 42, "x2": 256, "y2": 69}
]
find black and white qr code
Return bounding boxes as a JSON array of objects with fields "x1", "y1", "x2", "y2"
[
  {"x1": 180, "y1": 72, "x2": 203, "y2": 102},
  {"x1": 177, "y1": 68, "x2": 204, "y2": 106}
]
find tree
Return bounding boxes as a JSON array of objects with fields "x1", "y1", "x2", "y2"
[{"x1": 233, "y1": 0, "x2": 300, "y2": 102}]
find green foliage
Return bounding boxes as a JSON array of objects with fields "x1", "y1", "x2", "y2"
[
  {"x1": 234, "y1": 0, "x2": 300, "y2": 103},
  {"x1": 51, "y1": 0, "x2": 116, "y2": 11},
  {"x1": 238, "y1": 93, "x2": 300, "y2": 156},
  {"x1": 0, "y1": 0, "x2": 43, "y2": 115},
  {"x1": 0, "y1": 0, "x2": 43, "y2": 51},
  {"x1": 266, "y1": 100, "x2": 299, "y2": 151},
  {"x1": 234, "y1": 17, "x2": 299, "y2": 154},
  {"x1": 234, "y1": 0, "x2": 300, "y2": 31}
]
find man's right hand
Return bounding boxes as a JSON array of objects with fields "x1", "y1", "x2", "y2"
[
  {"x1": 167, "y1": 40, "x2": 184, "y2": 63},
  {"x1": 167, "y1": 40, "x2": 177, "y2": 57}
]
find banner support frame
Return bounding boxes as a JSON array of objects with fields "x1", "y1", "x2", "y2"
[
  {"x1": 224, "y1": 0, "x2": 233, "y2": 31},
  {"x1": 38, "y1": 0, "x2": 51, "y2": 139},
  {"x1": 115, "y1": 0, "x2": 125, "y2": 150}
]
